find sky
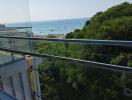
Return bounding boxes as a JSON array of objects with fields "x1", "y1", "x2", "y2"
[
  {"x1": 0, "y1": 0, "x2": 30, "y2": 24},
  {"x1": 0, "y1": 0, "x2": 132, "y2": 23}
]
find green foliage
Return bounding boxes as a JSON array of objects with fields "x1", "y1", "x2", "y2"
[
  {"x1": 111, "y1": 54, "x2": 129, "y2": 66},
  {"x1": 66, "y1": 2, "x2": 132, "y2": 40},
  {"x1": 37, "y1": 2, "x2": 132, "y2": 100},
  {"x1": 65, "y1": 32, "x2": 74, "y2": 39}
]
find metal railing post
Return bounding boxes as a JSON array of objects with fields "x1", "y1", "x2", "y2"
[{"x1": 8, "y1": 34, "x2": 14, "y2": 61}]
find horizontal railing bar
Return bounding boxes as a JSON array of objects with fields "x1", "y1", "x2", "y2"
[
  {"x1": 0, "y1": 47, "x2": 132, "y2": 73},
  {"x1": 0, "y1": 36, "x2": 132, "y2": 47}
]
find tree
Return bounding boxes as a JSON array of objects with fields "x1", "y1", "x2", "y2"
[{"x1": 38, "y1": 2, "x2": 132, "y2": 100}]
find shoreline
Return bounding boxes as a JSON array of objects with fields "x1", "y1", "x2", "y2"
[{"x1": 33, "y1": 33, "x2": 66, "y2": 38}]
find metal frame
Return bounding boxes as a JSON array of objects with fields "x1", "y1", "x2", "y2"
[
  {"x1": 0, "y1": 36, "x2": 132, "y2": 47},
  {"x1": 0, "y1": 36, "x2": 132, "y2": 73}
]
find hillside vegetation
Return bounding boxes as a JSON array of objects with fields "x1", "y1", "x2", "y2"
[
  {"x1": 66, "y1": 2, "x2": 132, "y2": 40},
  {"x1": 36, "y1": 2, "x2": 132, "y2": 100}
]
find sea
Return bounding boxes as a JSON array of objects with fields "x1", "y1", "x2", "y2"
[{"x1": 7, "y1": 18, "x2": 88, "y2": 36}]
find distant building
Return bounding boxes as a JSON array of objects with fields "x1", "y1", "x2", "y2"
[{"x1": 0, "y1": 24, "x2": 6, "y2": 29}]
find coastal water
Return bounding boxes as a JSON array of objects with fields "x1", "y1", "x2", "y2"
[
  {"x1": 7, "y1": 18, "x2": 88, "y2": 36},
  {"x1": 31, "y1": 18, "x2": 88, "y2": 35}
]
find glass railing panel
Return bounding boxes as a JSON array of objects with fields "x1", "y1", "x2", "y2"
[
  {"x1": 0, "y1": 37, "x2": 131, "y2": 67},
  {"x1": 34, "y1": 40, "x2": 66, "y2": 56},
  {"x1": 0, "y1": 38, "x2": 12, "y2": 49},
  {"x1": 0, "y1": 52, "x2": 12, "y2": 65},
  {"x1": 12, "y1": 38, "x2": 32, "y2": 52},
  {"x1": 0, "y1": 37, "x2": 31, "y2": 52},
  {"x1": 0, "y1": 32, "x2": 30, "y2": 65},
  {"x1": 33, "y1": 40, "x2": 132, "y2": 67},
  {"x1": 0, "y1": 51, "x2": 23, "y2": 65}
]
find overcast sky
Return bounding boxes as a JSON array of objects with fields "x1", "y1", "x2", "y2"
[
  {"x1": 0, "y1": 0, "x2": 132, "y2": 23},
  {"x1": 29, "y1": 0, "x2": 132, "y2": 21}
]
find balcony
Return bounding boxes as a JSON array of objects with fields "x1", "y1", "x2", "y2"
[{"x1": 0, "y1": 30, "x2": 132, "y2": 100}]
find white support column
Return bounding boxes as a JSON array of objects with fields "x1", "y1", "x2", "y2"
[
  {"x1": 2, "y1": 77, "x2": 14, "y2": 97},
  {"x1": 21, "y1": 70, "x2": 32, "y2": 100},
  {"x1": 12, "y1": 73, "x2": 25, "y2": 100}
]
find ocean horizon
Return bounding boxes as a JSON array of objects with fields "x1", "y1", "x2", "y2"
[{"x1": 7, "y1": 18, "x2": 89, "y2": 36}]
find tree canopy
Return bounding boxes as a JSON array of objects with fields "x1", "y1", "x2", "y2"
[{"x1": 37, "y1": 2, "x2": 132, "y2": 100}]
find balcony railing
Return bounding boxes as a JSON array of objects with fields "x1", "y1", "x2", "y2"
[
  {"x1": 0, "y1": 36, "x2": 132, "y2": 100},
  {"x1": 0, "y1": 36, "x2": 131, "y2": 73}
]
